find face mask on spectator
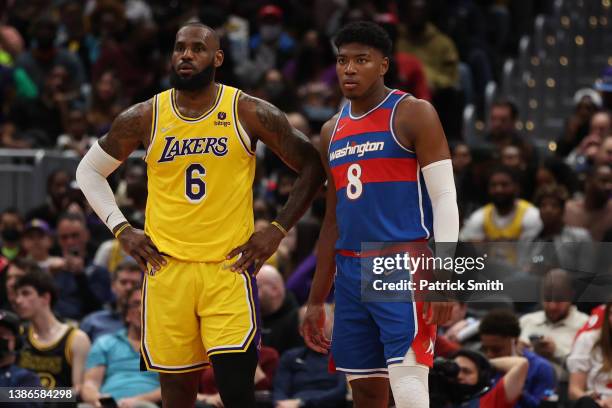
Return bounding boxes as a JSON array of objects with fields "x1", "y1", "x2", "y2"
[
  {"x1": 1, "y1": 228, "x2": 21, "y2": 243},
  {"x1": 265, "y1": 81, "x2": 285, "y2": 99},
  {"x1": 303, "y1": 105, "x2": 335, "y2": 122},
  {"x1": 260, "y1": 24, "x2": 281, "y2": 42}
]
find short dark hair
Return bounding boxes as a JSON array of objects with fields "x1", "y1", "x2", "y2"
[
  {"x1": 487, "y1": 165, "x2": 520, "y2": 185},
  {"x1": 15, "y1": 270, "x2": 58, "y2": 307},
  {"x1": 9, "y1": 258, "x2": 42, "y2": 275},
  {"x1": 57, "y1": 212, "x2": 86, "y2": 228},
  {"x1": 479, "y1": 309, "x2": 520, "y2": 338},
  {"x1": 334, "y1": 21, "x2": 393, "y2": 57},
  {"x1": 491, "y1": 98, "x2": 519, "y2": 121},
  {"x1": 533, "y1": 184, "x2": 569, "y2": 208},
  {"x1": 112, "y1": 261, "x2": 142, "y2": 281}
]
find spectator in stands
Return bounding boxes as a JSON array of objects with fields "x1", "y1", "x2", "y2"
[
  {"x1": 522, "y1": 186, "x2": 592, "y2": 275},
  {"x1": 479, "y1": 309, "x2": 556, "y2": 408},
  {"x1": 15, "y1": 270, "x2": 90, "y2": 391},
  {"x1": 0, "y1": 309, "x2": 42, "y2": 408},
  {"x1": 248, "y1": 5, "x2": 295, "y2": 85},
  {"x1": 26, "y1": 169, "x2": 71, "y2": 228},
  {"x1": 535, "y1": 157, "x2": 578, "y2": 198},
  {"x1": 0, "y1": 208, "x2": 24, "y2": 262},
  {"x1": 20, "y1": 219, "x2": 63, "y2": 272},
  {"x1": 396, "y1": 0, "x2": 461, "y2": 136},
  {"x1": 376, "y1": 12, "x2": 431, "y2": 101},
  {"x1": 56, "y1": 0, "x2": 93, "y2": 75},
  {"x1": 273, "y1": 304, "x2": 346, "y2": 408},
  {"x1": 594, "y1": 134, "x2": 612, "y2": 167},
  {"x1": 453, "y1": 349, "x2": 529, "y2": 408},
  {"x1": 257, "y1": 265, "x2": 302, "y2": 355},
  {"x1": 500, "y1": 144, "x2": 534, "y2": 199},
  {"x1": 52, "y1": 213, "x2": 111, "y2": 320},
  {"x1": 396, "y1": 0, "x2": 459, "y2": 93},
  {"x1": 564, "y1": 164, "x2": 612, "y2": 241},
  {"x1": 56, "y1": 108, "x2": 96, "y2": 156},
  {"x1": 14, "y1": 13, "x2": 85, "y2": 92},
  {"x1": 485, "y1": 99, "x2": 526, "y2": 154},
  {"x1": 81, "y1": 285, "x2": 161, "y2": 408},
  {"x1": 92, "y1": 19, "x2": 160, "y2": 103},
  {"x1": 283, "y1": 29, "x2": 337, "y2": 90},
  {"x1": 1, "y1": 258, "x2": 39, "y2": 312},
  {"x1": 3, "y1": 64, "x2": 74, "y2": 148},
  {"x1": 595, "y1": 67, "x2": 612, "y2": 111},
  {"x1": 254, "y1": 68, "x2": 298, "y2": 114},
  {"x1": 80, "y1": 261, "x2": 142, "y2": 342},
  {"x1": 519, "y1": 269, "x2": 589, "y2": 379},
  {"x1": 198, "y1": 345, "x2": 279, "y2": 407},
  {"x1": 557, "y1": 89, "x2": 601, "y2": 157},
  {"x1": 460, "y1": 166, "x2": 542, "y2": 242},
  {"x1": 567, "y1": 301, "x2": 612, "y2": 407},
  {"x1": 567, "y1": 111, "x2": 611, "y2": 173},
  {"x1": 86, "y1": 70, "x2": 124, "y2": 137}
]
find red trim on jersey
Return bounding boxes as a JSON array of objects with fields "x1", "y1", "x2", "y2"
[
  {"x1": 331, "y1": 157, "x2": 418, "y2": 191},
  {"x1": 333, "y1": 108, "x2": 393, "y2": 142}
]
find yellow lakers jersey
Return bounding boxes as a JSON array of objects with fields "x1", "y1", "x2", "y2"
[
  {"x1": 483, "y1": 199, "x2": 531, "y2": 240},
  {"x1": 144, "y1": 85, "x2": 256, "y2": 262}
]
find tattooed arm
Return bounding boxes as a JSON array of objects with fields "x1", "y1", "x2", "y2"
[
  {"x1": 226, "y1": 94, "x2": 326, "y2": 272},
  {"x1": 77, "y1": 100, "x2": 166, "y2": 272},
  {"x1": 239, "y1": 93, "x2": 326, "y2": 229}
]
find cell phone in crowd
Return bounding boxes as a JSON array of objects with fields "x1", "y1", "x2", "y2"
[
  {"x1": 529, "y1": 334, "x2": 543, "y2": 344},
  {"x1": 98, "y1": 396, "x2": 118, "y2": 408}
]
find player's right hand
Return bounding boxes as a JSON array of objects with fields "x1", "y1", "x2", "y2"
[
  {"x1": 117, "y1": 226, "x2": 167, "y2": 272},
  {"x1": 302, "y1": 303, "x2": 330, "y2": 354}
]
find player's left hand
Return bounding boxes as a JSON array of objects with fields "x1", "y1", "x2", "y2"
[
  {"x1": 423, "y1": 301, "x2": 453, "y2": 325},
  {"x1": 227, "y1": 225, "x2": 285, "y2": 274}
]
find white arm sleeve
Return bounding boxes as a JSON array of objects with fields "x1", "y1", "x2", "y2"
[
  {"x1": 422, "y1": 159, "x2": 459, "y2": 243},
  {"x1": 76, "y1": 141, "x2": 128, "y2": 232}
]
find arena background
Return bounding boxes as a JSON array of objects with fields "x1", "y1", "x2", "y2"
[{"x1": 0, "y1": 0, "x2": 611, "y2": 407}]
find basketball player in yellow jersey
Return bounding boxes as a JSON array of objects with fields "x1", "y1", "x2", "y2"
[{"x1": 76, "y1": 23, "x2": 325, "y2": 408}]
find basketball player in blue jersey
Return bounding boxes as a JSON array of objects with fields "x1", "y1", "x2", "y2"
[
  {"x1": 303, "y1": 22, "x2": 460, "y2": 408},
  {"x1": 77, "y1": 23, "x2": 325, "y2": 408}
]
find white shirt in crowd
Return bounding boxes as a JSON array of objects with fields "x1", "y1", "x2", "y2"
[{"x1": 567, "y1": 330, "x2": 612, "y2": 398}]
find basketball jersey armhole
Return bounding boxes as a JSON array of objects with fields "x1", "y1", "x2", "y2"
[
  {"x1": 389, "y1": 92, "x2": 416, "y2": 154},
  {"x1": 326, "y1": 107, "x2": 345, "y2": 158},
  {"x1": 233, "y1": 90, "x2": 256, "y2": 156},
  {"x1": 64, "y1": 327, "x2": 76, "y2": 366},
  {"x1": 143, "y1": 94, "x2": 159, "y2": 162}
]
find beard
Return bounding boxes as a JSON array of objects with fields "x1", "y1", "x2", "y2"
[
  {"x1": 169, "y1": 64, "x2": 215, "y2": 91},
  {"x1": 491, "y1": 194, "x2": 515, "y2": 211}
]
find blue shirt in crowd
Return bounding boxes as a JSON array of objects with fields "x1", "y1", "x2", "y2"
[
  {"x1": 80, "y1": 308, "x2": 124, "y2": 342},
  {"x1": 86, "y1": 329, "x2": 159, "y2": 400},
  {"x1": 273, "y1": 347, "x2": 346, "y2": 408}
]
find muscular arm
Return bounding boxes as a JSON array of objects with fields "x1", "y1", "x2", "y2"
[
  {"x1": 238, "y1": 94, "x2": 325, "y2": 230},
  {"x1": 307, "y1": 116, "x2": 338, "y2": 305},
  {"x1": 98, "y1": 100, "x2": 152, "y2": 161},
  {"x1": 77, "y1": 101, "x2": 151, "y2": 234},
  {"x1": 395, "y1": 97, "x2": 458, "y2": 246}
]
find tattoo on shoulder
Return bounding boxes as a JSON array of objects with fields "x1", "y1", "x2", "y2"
[
  {"x1": 99, "y1": 100, "x2": 152, "y2": 158},
  {"x1": 243, "y1": 94, "x2": 291, "y2": 136}
]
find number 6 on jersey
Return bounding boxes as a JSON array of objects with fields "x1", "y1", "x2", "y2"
[
  {"x1": 346, "y1": 163, "x2": 362, "y2": 200},
  {"x1": 186, "y1": 163, "x2": 206, "y2": 202}
]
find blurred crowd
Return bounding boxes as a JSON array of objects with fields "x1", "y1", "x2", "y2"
[{"x1": 0, "y1": 0, "x2": 612, "y2": 407}]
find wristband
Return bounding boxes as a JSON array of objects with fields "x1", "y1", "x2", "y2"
[
  {"x1": 114, "y1": 223, "x2": 131, "y2": 238},
  {"x1": 271, "y1": 221, "x2": 288, "y2": 236}
]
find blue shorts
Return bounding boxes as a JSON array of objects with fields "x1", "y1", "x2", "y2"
[{"x1": 331, "y1": 254, "x2": 435, "y2": 375}]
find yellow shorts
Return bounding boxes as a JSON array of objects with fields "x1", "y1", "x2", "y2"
[{"x1": 140, "y1": 257, "x2": 259, "y2": 373}]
